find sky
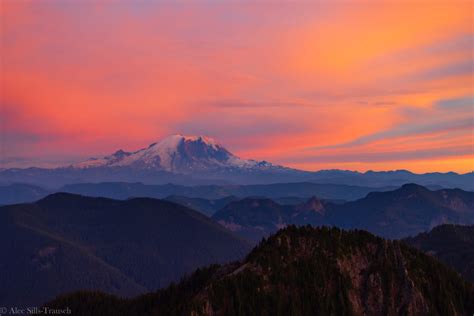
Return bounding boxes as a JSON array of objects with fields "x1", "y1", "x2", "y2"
[{"x1": 1, "y1": 0, "x2": 473, "y2": 173}]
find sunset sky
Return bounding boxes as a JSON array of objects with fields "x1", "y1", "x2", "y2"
[{"x1": 1, "y1": 1, "x2": 473, "y2": 173}]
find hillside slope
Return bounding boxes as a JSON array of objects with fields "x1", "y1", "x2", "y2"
[
  {"x1": 0, "y1": 183, "x2": 51, "y2": 205},
  {"x1": 0, "y1": 193, "x2": 251, "y2": 307},
  {"x1": 212, "y1": 197, "x2": 328, "y2": 242},
  {"x1": 328, "y1": 184, "x2": 474, "y2": 238}
]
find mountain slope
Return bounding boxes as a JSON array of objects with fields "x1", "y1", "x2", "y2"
[
  {"x1": 0, "y1": 183, "x2": 51, "y2": 205},
  {"x1": 404, "y1": 224, "x2": 474, "y2": 282},
  {"x1": 45, "y1": 226, "x2": 474, "y2": 316},
  {"x1": 0, "y1": 215, "x2": 146, "y2": 307},
  {"x1": 212, "y1": 198, "x2": 294, "y2": 241},
  {"x1": 328, "y1": 183, "x2": 474, "y2": 238},
  {"x1": 0, "y1": 193, "x2": 251, "y2": 307},
  {"x1": 212, "y1": 197, "x2": 328, "y2": 242},
  {"x1": 73, "y1": 134, "x2": 281, "y2": 174}
]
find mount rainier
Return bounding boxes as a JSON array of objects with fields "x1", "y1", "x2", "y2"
[
  {"x1": 73, "y1": 135, "x2": 279, "y2": 173},
  {"x1": 0, "y1": 134, "x2": 472, "y2": 189}
]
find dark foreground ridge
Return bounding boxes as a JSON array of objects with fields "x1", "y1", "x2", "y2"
[{"x1": 46, "y1": 226, "x2": 474, "y2": 316}]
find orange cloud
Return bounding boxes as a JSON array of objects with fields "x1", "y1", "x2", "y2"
[{"x1": 1, "y1": 1, "x2": 472, "y2": 172}]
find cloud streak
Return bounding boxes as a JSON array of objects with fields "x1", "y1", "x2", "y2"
[
  {"x1": 314, "y1": 117, "x2": 473, "y2": 150},
  {"x1": 284, "y1": 145, "x2": 473, "y2": 164}
]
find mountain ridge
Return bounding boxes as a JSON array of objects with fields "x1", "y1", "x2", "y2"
[
  {"x1": 213, "y1": 184, "x2": 474, "y2": 241},
  {"x1": 328, "y1": 183, "x2": 474, "y2": 238}
]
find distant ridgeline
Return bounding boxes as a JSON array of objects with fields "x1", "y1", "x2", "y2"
[
  {"x1": 1, "y1": 135, "x2": 473, "y2": 189},
  {"x1": 212, "y1": 184, "x2": 474, "y2": 241},
  {"x1": 1, "y1": 183, "x2": 473, "y2": 242},
  {"x1": 45, "y1": 226, "x2": 474, "y2": 316},
  {"x1": 0, "y1": 181, "x2": 401, "y2": 205}
]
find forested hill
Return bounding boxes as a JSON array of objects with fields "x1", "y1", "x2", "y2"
[
  {"x1": 0, "y1": 193, "x2": 250, "y2": 307},
  {"x1": 46, "y1": 226, "x2": 474, "y2": 316}
]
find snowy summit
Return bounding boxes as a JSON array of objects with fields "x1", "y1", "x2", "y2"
[{"x1": 72, "y1": 134, "x2": 276, "y2": 173}]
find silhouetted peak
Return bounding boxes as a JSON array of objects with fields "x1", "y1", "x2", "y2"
[{"x1": 37, "y1": 192, "x2": 85, "y2": 204}]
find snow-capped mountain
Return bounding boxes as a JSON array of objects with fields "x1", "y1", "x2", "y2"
[
  {"x1": 1, "y1": 134, "x2": 472, "y2": 189},
  {"x1": 73, "y1": 134, "x2": 276, "y2": 173}
]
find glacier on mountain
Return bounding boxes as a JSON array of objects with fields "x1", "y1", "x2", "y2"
[{"x1": 72, "y1": 134, "x2": 280, "y2": 173}]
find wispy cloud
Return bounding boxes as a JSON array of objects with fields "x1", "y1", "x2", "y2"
[
  {"x1": 413, "y1": 59, "x2": 473, "y2": 81},
  {"x1": 313, "y1": 117, "x2": 473, "y2": 150},
  {"x1": 205, "y1": 99, "x2": 312, "y2": 109},
  {"x1": 435, "y1": 96, "x2": 474, "y2": 111},
  {"x1": 283, "y1": 145, "x2": 472, "y2": 164}
]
